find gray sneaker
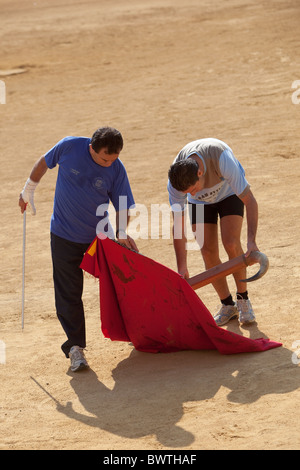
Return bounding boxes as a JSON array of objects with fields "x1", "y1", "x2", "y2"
[
  {"x1": 69, "y1": 346, "x2": 89, "y2": 372},
  {"x1": 213, "y1": 303, "x2": 238, "y2": 326},
  {"x1": 237, "y1": 298, "x2": 256, "y2": 324}
]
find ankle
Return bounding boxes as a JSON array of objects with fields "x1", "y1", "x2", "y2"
[
  {"x1": 221, "y1": 294, "x2": 235, "y2": 306},
  {"x1": 236, "y1": 291, "x2": 248, "y2": 300}
]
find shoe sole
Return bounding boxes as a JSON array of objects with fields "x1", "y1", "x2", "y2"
[
  {"x1": 216, "y1": 313, "x2": 238, "y2": 326},
  {"x1": 71, "y1": 362, "x2": 89, "y2": 372},
  {"x1": 239, "y1": 318, "x2": 256, "y2": 325}
]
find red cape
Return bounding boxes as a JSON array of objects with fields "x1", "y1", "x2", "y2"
[{"x1": 80, "y1": 236, "x2": 282, "y2": 354}]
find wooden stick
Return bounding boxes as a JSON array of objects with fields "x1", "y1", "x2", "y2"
[{"x1": 187, "y1": 251, "x2": 268, "y2": 291}]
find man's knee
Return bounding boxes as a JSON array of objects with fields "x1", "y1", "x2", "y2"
[
  {"x1": 223, "y1": 239, "x2": 242, "y2": 258},
  {"x1": 201, "y1": 245, "x2": 220, "y2": 268}
]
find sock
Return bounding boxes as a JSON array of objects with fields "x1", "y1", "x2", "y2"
[
  {"x1": 236, "y1": 291, "x2": 248, "y2": 300},
  {"x1": 221, "y1": 294, "x2": 235, "y2": 306}
]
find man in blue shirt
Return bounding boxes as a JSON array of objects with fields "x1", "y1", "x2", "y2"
[
  {"x1": 168, "y1": 138, "x2": 259, "y2": 327},
  {"x1": 19, "y1": 127, "x2": 137, "y2": 371}
]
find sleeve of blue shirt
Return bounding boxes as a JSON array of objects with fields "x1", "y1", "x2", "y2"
[{"x1": 44, "y1": 137, "x2": 73, "y2": 168}]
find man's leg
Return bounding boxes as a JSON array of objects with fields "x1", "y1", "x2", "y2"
[
  {"x1": 220, "y1": 215, "x2": 256, "y2": 324},
  {"x1": 195, "y1": 222, "x2": 238, "y2": 326},
  {"x1": 190, "y1": 201, "x2": 232, "y2": 300},
  {"x1": 220, "y1": 214, "x2": 245, "y2": 292},
  {"x1": 195, "y1": 222, "x2": 232, "y2": 300},
  {"x1": 190, "y1": 202, "x2": 237, "y2": 326},
  {"x1": 50, "y1": 233, "x2": 90, "y2": 357}
]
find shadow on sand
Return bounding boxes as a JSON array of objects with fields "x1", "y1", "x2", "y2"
[{"x1": 54, "y1": 324, "x2": 298, "y2": 448}]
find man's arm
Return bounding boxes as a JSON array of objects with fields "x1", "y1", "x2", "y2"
[
  {"x1": 115, "y1": 210, "x2": 138, "y2": 252},
  {"x1": 239, "y1": 189, "x2": 259, "y2": 256},
  {"x1": 172, "y1": 211, "x2": 189, "y2": 279},
  {"x1": 19, "y1": 156, "x2": 48, "y2": 214}
]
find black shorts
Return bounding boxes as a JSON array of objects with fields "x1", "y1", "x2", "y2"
[{"x1": 188, "y1": 194, "x2": 244, "y2": 225}]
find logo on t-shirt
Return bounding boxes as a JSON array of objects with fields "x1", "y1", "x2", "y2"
[
  {"x1": 194, "y1": 182, "x2": 224, "y2": 203},
  {"x1": 93, "y1": 177, "x2": 105, "y2": 191}
]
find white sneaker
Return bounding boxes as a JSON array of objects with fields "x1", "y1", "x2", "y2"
[
  {"x1": 237, "y1": 298, "x2": 256, "y2": 324},
  {"x1": 69, "y1": 346, "x2": 89, "y2": 372},
  {"x1": 213, "y1": 303, "x2": 238, "y2": 326}
]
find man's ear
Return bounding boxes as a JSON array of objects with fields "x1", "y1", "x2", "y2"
[{"x1": 197, "y1": 168, "x2": 203, "y2": 178}]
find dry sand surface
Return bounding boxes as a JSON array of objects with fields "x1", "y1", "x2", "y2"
[{"x1": 1, "y1": 0, "x2": 300, "y2": 451}]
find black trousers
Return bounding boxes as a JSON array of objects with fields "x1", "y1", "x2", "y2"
[{"x1": 50, "y1": 233, "x2": 91, "y2": 357}]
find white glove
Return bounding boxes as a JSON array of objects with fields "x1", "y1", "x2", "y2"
[{"x1": 21, "y1": 178, "x2": 39, "y2": 215}]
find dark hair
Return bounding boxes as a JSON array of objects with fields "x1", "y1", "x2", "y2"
[
  {"x1": 168, "y1": 159, "x2": 199, "y2": 191},
  {"x1": 91, "y1": 127, "x2": 123, "y2": 154}
]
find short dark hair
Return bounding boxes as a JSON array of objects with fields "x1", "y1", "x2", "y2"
[
  {"x1": 91, "y1": 127, "x2": 123, "y2": 154},
  {"x1": 168, "y1": 159, "x2": 199, "y2": 192}
]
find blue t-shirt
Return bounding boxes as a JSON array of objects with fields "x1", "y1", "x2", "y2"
[{"x1": 44, "y1": 136, "x2": 135, "y2": 243}]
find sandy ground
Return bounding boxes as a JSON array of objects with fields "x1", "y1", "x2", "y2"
[{"x1": 0, "y1": 0, "x2": 300, "y2": 451}]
